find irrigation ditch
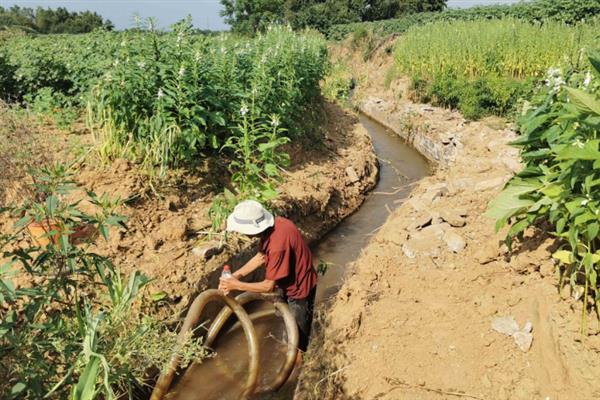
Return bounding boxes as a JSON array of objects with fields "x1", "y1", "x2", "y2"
[{"x1": 156, "y1": 110, "x2": 433, "y2": 399}]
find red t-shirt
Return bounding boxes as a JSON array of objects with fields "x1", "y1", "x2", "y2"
[{"x1": 261, "y1": 217, "x2": 317, "y2": 300}]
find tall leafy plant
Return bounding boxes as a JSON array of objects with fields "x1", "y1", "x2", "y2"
[
  {"x1": 0, "y1": 165, "x2": 205, "y2": 399},
  {"x1": 487, "y1": 51, "x2": 600, "y2": 333}
]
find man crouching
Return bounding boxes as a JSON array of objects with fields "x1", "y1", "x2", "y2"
[{"x1": 218, "y1": 200, "x2": 317, "y2": 353}]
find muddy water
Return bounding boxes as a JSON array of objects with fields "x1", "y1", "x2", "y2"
[
  {"x1": 314, "y1": 115, "x2": 430, "y2": 303},
  {"x1": 166, "y1": 114, "x2": 429, "y2": 400}
]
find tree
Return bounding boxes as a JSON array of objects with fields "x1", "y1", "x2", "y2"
[
  {"x1": 0, "y1": 6, "x2": 112, "y2": 33},
  {"x1": 221, "y1": 0, "x2": 447, "y2": 34},
  {"x1": 220, "y1": 0, "x2": 286, "y2": 34}
]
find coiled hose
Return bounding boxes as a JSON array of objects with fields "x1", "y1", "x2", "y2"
[{"x1": 150, "y1": 289, "x2": 298, "y2": 400}]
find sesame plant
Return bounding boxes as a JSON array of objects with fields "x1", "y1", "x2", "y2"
[
  {"x1": 209, "y1": 99, "x2": 290, "y2": 231},
  {"x1": 0, "y1": 165, "x2": 205, "y2": 399},
  {"x1": 86, "y1": 20, "x2": 326, "y2": 177},
  {"x1": 487, "y1": 51, "x2": 600, "y2": 333}
]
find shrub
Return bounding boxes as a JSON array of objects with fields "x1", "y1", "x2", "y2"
[
  {"x1": 487, "y1": 52, "x2": 600, "y2": 332},
  {"x1": 0, "y1": 165, "x2": 205, "y2": 399}
]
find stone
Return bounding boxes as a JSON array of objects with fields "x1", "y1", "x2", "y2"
[
  {"x1": 443, "y1": 230, "x2": 466, "y2": 253},
  {"x1": 192, "y1": 241, "x2": 223, "y2": 260},
  {"x1": 513, "y1": 331, "x2": 533, "y2": 352},
  {"x1": 421, "y1": 183, "x2": 449, "y2": 204},
  {"x1": 522, "y1": 321, "x2": 533, "y2": 334},
  {"x1": 491, "y1": 316, "x2": 519, "y2": 336},
  {"x1": 345, "y1": 166, "x2": 360, "y2": 184},
  {"x1": 407, "y1": 213, "x2": 432, "y2": 231},
  {"x1": 474, "y1": 176, "x2": 509, "y2": 191},
  {"x1": 402, "y1": 225, "x2": 445, "y2": 258},
  {"x1": 439, "y1": 209, "x2": 466, "y2": 227},
  {"x1": 448, "y1": 178, "x2": 474, "y2": 194},
  {"x1": 539, "y1": 262, "x2": 555, "y2": 278},
  {"x1": 474, "y1": 246, "x2": 499, "y2": 265},
  {"x1": 155, "y1": 215, "x2": 188, "y2": 242}
]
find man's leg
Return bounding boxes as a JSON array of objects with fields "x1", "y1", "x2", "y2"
[{"x1": 286, "y1": 287, "x2": 316, "y2": 352}]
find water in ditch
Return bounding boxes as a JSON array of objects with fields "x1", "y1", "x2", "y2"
[{"x1": 165, "y1": 114, "x2": 430, "y2": 400}]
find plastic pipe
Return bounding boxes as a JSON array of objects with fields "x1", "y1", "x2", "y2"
[{"x1": 150, "y1": 289, "x2": 260, "y2": 400}]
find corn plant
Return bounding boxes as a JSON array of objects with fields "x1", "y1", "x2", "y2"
[
  {"x1": 487, "y1": 51, "x2": 600, "y2": 333},
  {"x1": 0, "y1": 165, "x2": 205, "y2": 399},
  {"x1": 392, "y1": 17, "x2": 599, "y2": 119}
]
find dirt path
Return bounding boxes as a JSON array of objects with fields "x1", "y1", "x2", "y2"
[{"x1": 297, "y1": 43, "x2": 600, "y2": 400}]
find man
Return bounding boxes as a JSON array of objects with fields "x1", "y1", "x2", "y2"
[{"x1": 218, "y1": 200, "x2": 317, "y2": 352}]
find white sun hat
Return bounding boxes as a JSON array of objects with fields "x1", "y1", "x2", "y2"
[{"x1": 226, "y1": 200, "x2": 275, "y2": 235}]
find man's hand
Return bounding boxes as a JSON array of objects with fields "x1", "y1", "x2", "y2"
[{"x1": 219, "y1": 275, "x2": 240, "y2": 295}]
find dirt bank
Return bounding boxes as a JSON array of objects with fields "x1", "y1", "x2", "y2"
[
  {"x1": 297, "y1": 43, "x2": 600, "y2": 400},
  {"x1": 0, "y1": 102, "x2": 378, "y2": 316}
]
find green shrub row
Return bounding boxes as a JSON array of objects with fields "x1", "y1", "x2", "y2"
[{"x1": 327, "y1": 0, "x2": 600, "y2": 40}]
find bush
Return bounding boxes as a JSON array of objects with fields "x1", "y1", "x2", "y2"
[
  {"x1": 0, "y1": 165, "x2": 205, "y2": 399},
  {"x1": 487, "y1": 52, "x2": 600, "y2": 332}
]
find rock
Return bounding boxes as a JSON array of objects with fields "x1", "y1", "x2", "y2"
[
  {"x1": 439, "y1": 209, "x2": 466, "y2": 227},
  {"x1": 448, "y1": 178, "x2": 474, "y2": 194},
  {"x1": 345, "y1": 166, "x2": 360, "y2": 184},
  {"x1": 522, "y1": 321, "x2": 533, "y2": 333},
  {"x1": 539, "y1": 262, "x2": 555, "y2": 278},
  {"x1": 403, "y1": 225, "x2": 445, "y2": 258},
  {"x1": 407, "y1": 213, "x2": 432, "y2": 231},
  {"x1": 155, "y1": 215, "x2": 188, "y2": 242},
  {"x1": 443, "y1": 230, "x2": 466, "y2": 253},
  {"x1": 421, "y1": 183, "x2": 449, "y2": 204},
  {"x1": 474, "y1": 246, "x2": 499, "y2": 265},
  {"x1": 513, "y1": 331, "x2": 533, "y2": 352},
  {"x1": 474, "y1": 176, "x2": 509, "y2": 191},
  {"x1": 192, "y1": 241, "x2": 223, "y2": 260},
  {"x1": 491, "y1": 316, "x2": 520, "y2": 336}
]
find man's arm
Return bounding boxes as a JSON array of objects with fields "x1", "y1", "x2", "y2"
[
  {"x1": 232, "y1": 252, "x2": 265, "y2": 279},
  {"x1": 219, "y1": 276, "x2": 275, "y2": 294}
]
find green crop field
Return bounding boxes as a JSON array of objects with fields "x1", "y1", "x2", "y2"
[{"x1": 393, "y1": 18, "x2": 600, "y2": 119}]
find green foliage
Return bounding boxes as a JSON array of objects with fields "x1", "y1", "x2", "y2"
[
  {"x1": 327, "y1": 0, "x2": 600, "y2": 40},
  {"x1": 220, "y1": 0, "x2": 447, "y2": 35},
  {"x1": 487, "y1": 52, "x2": 600, "y2": 332},
  {"x1": 322, "y1": 62, "x2": 353, "y2": 102},
  {"x1": 0, "y1": 5, "x2": 113, "y2": 34},
  {"x1": 24, "y1": 87, "x2": 78, "y2": 128},
  {"x1": 86, "y1": 21, "x2": 326, "y2": 177},
  {"x1": 395, "y1": 18, "x2": 598, "y2": 119},
  {"x1": 1, "y1": 30, "x2": 117, "y2": 102},
  {"x1": 0, "y1": 165, "x2": 205, "y2": 399},
  {"x1": 220, "y1": 0, "x2": 286, "y2": 35}
]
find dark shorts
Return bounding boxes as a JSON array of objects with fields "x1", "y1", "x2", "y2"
[{"x1": 286, "y1": 287, "x2": 316, "y2": 352}]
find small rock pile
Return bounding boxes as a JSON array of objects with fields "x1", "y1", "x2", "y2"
[{"x1": 401, "y1": 182, "x2": 468, "y2": 258}]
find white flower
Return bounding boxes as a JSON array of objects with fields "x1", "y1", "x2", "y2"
[
  {"x1": 157, "y1": 88, "x2": 164, "y2": 99},
  {"x1": 179, "y1": 66, "x2": 186, "y2": 77},
  {"x1": 137, "y1": 61, "x2": 146, "y2": 69},
  {"x1": 584, "y1": 71, "x2": 592, "y2": 88},
  {"x1": 573, "y1": 138, "x2": 585, "y2": 148},
  {"x1": 240, "y1": 104, "x2": 248, "y2": 116},
  {"x1": 271, "y1": 115, "x2": 280, "y2": 127},
  {"x1": 581, "y1": 199, "x2": 589, "y2": 206}
]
